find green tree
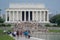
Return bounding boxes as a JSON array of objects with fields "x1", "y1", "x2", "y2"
[
  {"x1": 50, "y1": 14, "x2": 60, "y2": 25},
  {"x1": 56, "y1": 18, "x2": 60, "y2": 25},
  {"x1": 0, "y1": 17, "x2": 5, "y2": 23}
]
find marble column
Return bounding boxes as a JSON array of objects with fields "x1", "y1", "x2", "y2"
[
  {"x1": 40, "y1": 11, "x2": 42, "y2": 22},
  {"x1": 44, "y1": 11, "x2": 45, "y2": 22},
  {"x1": 9, "y1": 11, "x2": 10, "y2": 22},
  {"x1": 20, "y1": 11, "x2": 22, "y2": 21},
  {"x1": 32, "y1": 11, "x2": 34, "y2": 21},
  {"x1": 45, "y1": 11, "x2": 48, "y2": 22},
  {"x1": 17, "y1": 11, "x2": 18, "y2": 21},
  {"x1": 6, "y1": 11, "x2": 7, "y2": 22},
  {"x1": 34, "y1": 11, "x2": 36, "y2": 21},
  {"x1": 39, "y1": 11, "x2": 40, "y2": 22},
  {"x1": 13, "y1": 11, "x2": 14, "y2": 22},
  {"x1": 36, "y1": 11, "x2": 38, "y2": 21},
  {"x1": 18, "y1": 11, "x2": 20, "y2": 21},
  {"x1": 38, "y1": 11, "x2": 40, "y2": 22}
]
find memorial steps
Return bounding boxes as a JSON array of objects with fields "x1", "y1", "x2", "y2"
[{"x1": 13, "y1": 22, "x2": 47, "y2": 33}]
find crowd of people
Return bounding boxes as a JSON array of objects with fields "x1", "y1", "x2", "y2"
[{"x1": 12, "y1": 29, "x2": 31, "y2": 38}]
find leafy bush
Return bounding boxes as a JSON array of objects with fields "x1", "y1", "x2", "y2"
[
  {"x1": 0, "y1": 17, "x2": 5, "y2": 23},
  {"x1": 45, "y1": 24, "x2": 51, "y2": 27},
  {"x1": 2, "y1": 24, "x2": 6, "y2": 27},
  {"x1": 45, "y1": 24, "x2": 60, "y2": 27},
  {"x1": 50, "y1": 14, "x2": 60, "y2": 25},
  {"x1": 6, "y1": 24, "x2": 11, "y2": 27},
  {"x1": 52, "y1": 25, "x2": 57, "y2": 27},
  {"x1": 0, "y1": 24, "x2": 11, "y2": 27},
  {"x1": 48, "y1": 30, "x2": 60, "y2": 32}
]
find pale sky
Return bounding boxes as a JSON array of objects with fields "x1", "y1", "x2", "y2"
[{"x1": 0, "y1": 0, "x2": 60, "y2": 14}]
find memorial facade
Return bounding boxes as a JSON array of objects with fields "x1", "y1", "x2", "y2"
[{"x1": 5, "y1": 3, "x2": 49, "y2": 23}]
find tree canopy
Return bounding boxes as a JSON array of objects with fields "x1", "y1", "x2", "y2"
[
  {"x1": 0, "y1": 17, "x2": 5, "y2": 23},
  {"x1": 49, "y1": 14, "x2": 60, "y2": 25}
]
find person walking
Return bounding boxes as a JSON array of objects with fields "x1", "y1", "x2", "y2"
[
  {"x1": 19, "y1": 30, "x2": 23, "y2": 37},
  {"x1": 16, "y1": 30, "x2": 19, "y2": 37},
  {"x1": 23, "y1": 30, "x2": 31, "y2": 38},
  {"x1": 23, "y1": 30, "x2": 29, "y2": 38},
  {"x1": 27, "y1": 30, "x2": 31, "y2": 38}
]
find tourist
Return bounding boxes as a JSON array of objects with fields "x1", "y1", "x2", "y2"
[
  {"x1": 19, "y1": 30, "x2": 23, "y2": 37},
  {"x1": 23, "y1": 30, "x2": 31, "y2": 38},
  {"x1": 16, "y1": 30, "x2": 19, "y2": 37},
  {"x1": 27, "y1": 30, "x2": 31, "y2": 38},
  {"x1": 23, "y1": 30, "x2": 29, "y2": 38}
]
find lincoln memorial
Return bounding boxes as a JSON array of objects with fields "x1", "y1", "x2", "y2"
[{"x1": 5, "y1": 3, "x2": 49, "y2": 23}]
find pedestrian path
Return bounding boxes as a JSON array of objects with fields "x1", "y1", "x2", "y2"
[
  {"x1": 9, "y1": 34, "x2": 45, "y2": 40},
  {"x1": 14, "y1": 36, "x2": 45, "y2": 40}
]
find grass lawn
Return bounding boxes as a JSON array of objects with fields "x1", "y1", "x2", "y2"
[
  {"x1": 48, "y1": 30, "x2": 60, "y2": 33},
  {"x1": 0, "y1": 30, "x2": 14, "y2": 40},
  {"x1": 0, "y1": 34, "x2": 14, "y2": 40}
]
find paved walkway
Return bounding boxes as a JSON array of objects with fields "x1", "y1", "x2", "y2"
[
  {"x1": 9, "y1": 34, "x2": 45, "y2": 40},
  {"x1": 14, "y1": 36, "x2": 45, "y2": 40}
]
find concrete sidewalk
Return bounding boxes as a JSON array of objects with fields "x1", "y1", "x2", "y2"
[
  {"x1": 9, "y1": 34, "x2": 45, "y2": 40},
  {"x1": 14, "y1": 36, "x2": 45, "y2": 40}
]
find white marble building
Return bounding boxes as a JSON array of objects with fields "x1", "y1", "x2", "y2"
[{"x1": 5, "y1": 3, "x2": 49, "y2": 23}]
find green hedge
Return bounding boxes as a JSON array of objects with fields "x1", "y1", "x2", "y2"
[
  {"x1": 48, "y1": 30, "x2": 60, "y2": 32},
  {"x1": 0, "y1": 24, "x2": 11, "y2": 27},
  {"x1": 45, "y1": 24, "x2": 51, "y2": 27},
  {"x1": 45, "y1": 24, "x2": 60, "y2": 27}
]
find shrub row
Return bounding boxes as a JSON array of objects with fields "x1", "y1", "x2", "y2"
[
  {"x1": 45, "y1": 24, "x2": 60, "y2": 27},
  {"x1": 0, "y1": 24, "x2": 11, "y2": 27}
]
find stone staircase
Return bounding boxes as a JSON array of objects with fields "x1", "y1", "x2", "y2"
[
  {"x1": 14, "y1": 22, "x2": 39, "y2": 31},
  {"x1": 13, "y1": 22, "x2": 48, "y2": 33}
]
